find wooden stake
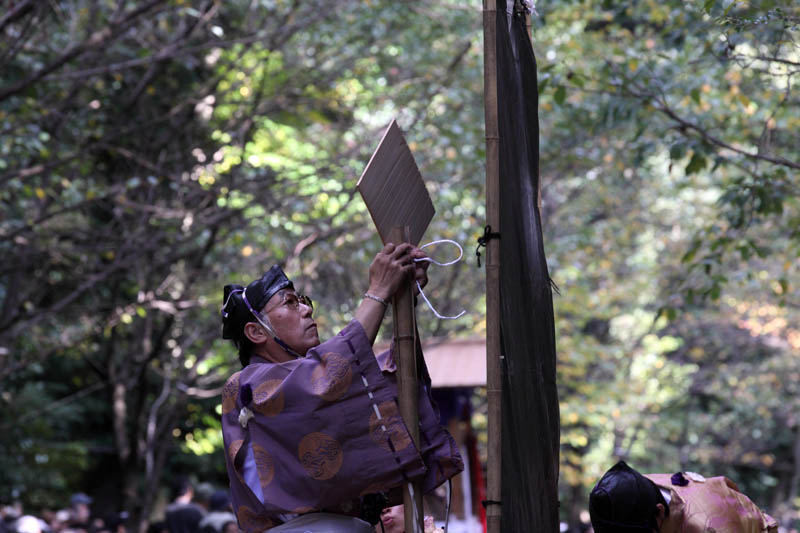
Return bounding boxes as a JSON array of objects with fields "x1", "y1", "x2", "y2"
[
  {"x1": 482, "y1": 1, "x2": 503, "y2": 533},
  {"x1": 390, "y1": 226, "x2": 424, "y2": 533}
]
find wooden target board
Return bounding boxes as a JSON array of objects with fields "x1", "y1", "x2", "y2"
[{"x1": 357, "y1": 119, "x2": 434, "y2": 245}]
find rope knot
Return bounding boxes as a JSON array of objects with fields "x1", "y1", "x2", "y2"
[{"x1": 475, "y1": 225, "x2": 500, "y2": 268}]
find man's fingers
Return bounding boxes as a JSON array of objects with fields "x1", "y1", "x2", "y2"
[
  {"x1": 391, "y1": 258, "x2": 413, "y2": 271},
  {"x1": 390, "y1": 243, "x2": 413, "y2": 258}
]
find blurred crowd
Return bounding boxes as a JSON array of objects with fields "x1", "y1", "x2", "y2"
[
  {"x1": 1, "y1": 480, "x2": 238, "y2": 533},
  {"x1": 6, "y1": 481, "x2": 797, "y2": 533}
]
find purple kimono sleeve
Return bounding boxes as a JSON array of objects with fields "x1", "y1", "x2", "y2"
[
  {"x1": 376, "y1": 342, "x2": 464, "y2": 494},
  {"x1": 221, "y1": 320, "x2": 429, "y2": 532}
]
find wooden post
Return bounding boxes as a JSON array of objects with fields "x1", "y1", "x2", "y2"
[
  {"x1": 482, "y1": 1, "x2": 503, "y2": 533},
  {"x1": 390, "y1": 226, "x2": 424, "y2": 533}
]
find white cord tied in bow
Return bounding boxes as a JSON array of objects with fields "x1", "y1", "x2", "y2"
[{"x1": 414, "y1": 239, "x2": 466, "y2": 320}]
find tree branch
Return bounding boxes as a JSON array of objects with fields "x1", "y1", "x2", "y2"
[
  {"x1": 0, "y1": 0, "x2": 35, "y2": 33},
  {"x1": 653, "y1": 100, "x2": 800, "y2": 170},
  {"x1": 0, "y1": 0, "x2": 166, "y2": 103}
]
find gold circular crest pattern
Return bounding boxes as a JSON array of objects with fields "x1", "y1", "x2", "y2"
[
  {"x1": 252, "y1": 444, "x2": 275, "y2": 488},
  {"x1": 236, "y1": 505, "x2": 273, "y2": 532},
  {"x1": 310, "y1": 352, "x2": 352, "y2": 401},
  {"x1": 251, "y1": 379, "x2": 284, "y2": 417},
  {"x1": 359, "y1": 481, "x2": 391, "y2": 498},
  {"x1": 222, "y1": 372, "x2": 241, "y2": 414},
  {"x1": 369, "y1": 400, "x2": 411, "y2": 452},
  {"x1": 227, "y1": 439, "x2": 245, "y2": 483},
  {"x1": 228, "y1": 439, "x2": 244, "y2": 464},
  {"x1": 298, "y1": 432, "x2": 343, "y2": 480}
]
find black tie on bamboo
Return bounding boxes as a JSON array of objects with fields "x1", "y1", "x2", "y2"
[{"x1": 475, "y1": 225, "x2": 501, "y2": 268}]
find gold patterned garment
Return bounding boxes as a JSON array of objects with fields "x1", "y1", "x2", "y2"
[
  {"x1": 645, "y1": 473, "x2": 778, "y2": 533},
  {"x1": 221, "y1": 320, "x2": 463, "y2": 532}
]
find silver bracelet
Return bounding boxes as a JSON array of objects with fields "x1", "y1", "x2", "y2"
[{"x1": 364, "y1": 293, "x2": 388, "y2": 307}]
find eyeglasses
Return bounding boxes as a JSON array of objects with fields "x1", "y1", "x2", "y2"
[{"x1": 265, "y1": 292, "x2": 313, "y2": 314}]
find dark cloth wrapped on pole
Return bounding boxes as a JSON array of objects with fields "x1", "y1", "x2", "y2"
[{"x1": 493, "y1": 0, "x2": 560, "y2": 531}]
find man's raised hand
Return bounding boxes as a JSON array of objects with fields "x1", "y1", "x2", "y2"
[{"x1": 367, "y1": 242, "x2": 416, "y2": 300}]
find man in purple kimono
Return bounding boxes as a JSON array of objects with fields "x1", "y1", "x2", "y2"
[{"x1": 220, "y1": 243, "x2": 463, "y2": 532}]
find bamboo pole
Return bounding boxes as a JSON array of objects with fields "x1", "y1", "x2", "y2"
[
  {"x1": 390, "y1": 226, "x2": 424, "y2": 533},
  {"x1": 526, "y1": 6, "x2": 533, "y2": 40},
  {"x1": 526, "y1": 9, "x2": 540, "y2": 212},
  {"x1": 482, "y1": 1, "x2": 502, "y2": 533}
]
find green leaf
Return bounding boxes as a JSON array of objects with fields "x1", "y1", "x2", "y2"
[
  {"x1": 778, "y1": 278, "x2": 788, "y2": 294},
  {"x1": 656, "y1": 306, "x2": 678, "y2": 322},
  {"x1": 554, "y1": 86, "x2": 566, "y2": 106},
  {"x1": 539, "y1": 78, "x2": 549, "y2": 93},
  {"x1": 703, "y1": 0, "x2": 716, "y2": 14},
  {"x1": 669, "y1": 143, "x2": 687, "y2": 160},
  {"x1": 682, "y1": 239, "x2": 702, "y2": 263},
  {"x1": 685, "y1": 152, "x2": 707, "y2": 175},
  {"x1": 709, "y1": 283, "x2": 721, "y2": 300}
]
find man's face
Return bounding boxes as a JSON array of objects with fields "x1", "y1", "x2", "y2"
[
  {"x1": 262, "y1": 289, "x2": 319, "y2": 355},
  {"x1": 378, "y1": 505, "x2": 404, "y2": 533}
]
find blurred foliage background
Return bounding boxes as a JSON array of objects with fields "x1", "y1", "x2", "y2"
[{"x1": 1, "y1": 0, "x2": 798, "y2": 531}]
